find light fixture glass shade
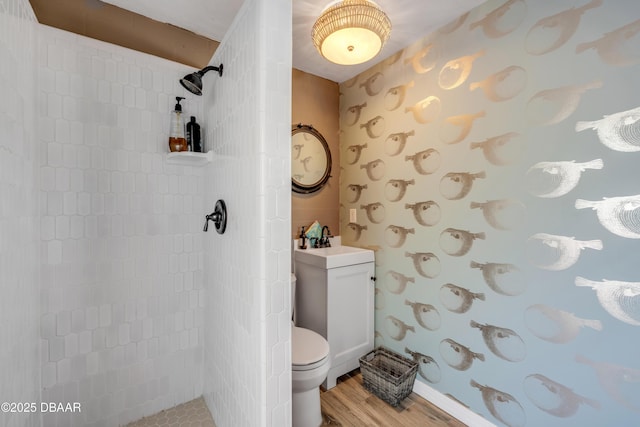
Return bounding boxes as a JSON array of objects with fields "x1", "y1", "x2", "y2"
[{"x1": 312, "y1": 0, "x2": 391, "y2": 65}]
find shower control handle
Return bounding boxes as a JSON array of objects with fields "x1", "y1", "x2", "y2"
[{"x1": 203, "y1": 200, "x2": 227, "y2": 234}]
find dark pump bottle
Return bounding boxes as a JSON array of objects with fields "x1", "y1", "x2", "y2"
[{"x1": 186, "y1": 116, "x2": 202, "y2": 152}]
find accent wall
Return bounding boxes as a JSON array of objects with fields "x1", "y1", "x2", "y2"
[{"x1": 339, "y1": 1, "x2": 640, "y2": 426}]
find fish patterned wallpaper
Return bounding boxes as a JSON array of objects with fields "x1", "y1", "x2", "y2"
[{"x1": 338, "y1": 0, "x2": 640, "y2": 426}]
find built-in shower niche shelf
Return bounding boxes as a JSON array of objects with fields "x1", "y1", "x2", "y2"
[{"x1": 166, "y1": 151, "x2": 213, "y2": 166}]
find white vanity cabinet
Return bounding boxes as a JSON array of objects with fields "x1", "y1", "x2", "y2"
[{"x1": 294, "y1": 246, "x2": 375, "y2": 390}]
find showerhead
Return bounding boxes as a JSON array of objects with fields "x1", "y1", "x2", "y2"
[
  {"x1": 180, "y1": 73, "x2": 203, "y2": 96},
  {"x1": 179, "y1": 64, "x2": 224, "y2": 96}
]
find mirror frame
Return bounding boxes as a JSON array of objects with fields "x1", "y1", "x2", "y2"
[{"x1": 291, "y1": 123, "x2": 332, "y2": 194}]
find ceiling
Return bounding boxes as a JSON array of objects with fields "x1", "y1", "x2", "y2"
[{"x1": 33, "y1": 0, "x2": 487, "y2": 83}]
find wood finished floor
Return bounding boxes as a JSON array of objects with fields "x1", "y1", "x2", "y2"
[{"x1": 320, "y1": 370, "x2": 467, "y2": 427}]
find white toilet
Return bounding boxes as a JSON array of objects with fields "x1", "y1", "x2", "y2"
[{"x1": 291, "y1": 273, "x2": 330, "y2": 427}]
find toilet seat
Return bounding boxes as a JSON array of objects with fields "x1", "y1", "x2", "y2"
[{"x1": 292, "y1": 326, "x2": 329, "y2": 371}]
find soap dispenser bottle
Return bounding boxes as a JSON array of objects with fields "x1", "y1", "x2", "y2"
[{"x1": 169, "y1": 96, "x2": 188, "y2": 152}]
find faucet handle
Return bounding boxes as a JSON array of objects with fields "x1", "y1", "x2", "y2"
[{"x1": 321, "y1": 225, "x2": 332, "y2": 247}]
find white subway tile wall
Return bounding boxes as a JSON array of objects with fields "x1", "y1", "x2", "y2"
[
  {"x1": 36, "y1": 24, "x2": 207, "y2": 427},
  {"x1": 0, "y1": 0, "x2": 41, "y2": 427},
  {"x1": 202, "y1": 0, "x2": 292, "y2": 426},
  {"x1": 2, "y1": 0, "x2": 293, "y2": 425}
]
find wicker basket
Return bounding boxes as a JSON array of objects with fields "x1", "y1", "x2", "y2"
[{"x1": 359, "y1": 347, "x2": 418, "y2": 407}]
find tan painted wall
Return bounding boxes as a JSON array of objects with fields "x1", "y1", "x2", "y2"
[{"x1": 291, "y1": 68, "x2": 340, "y2": 239}]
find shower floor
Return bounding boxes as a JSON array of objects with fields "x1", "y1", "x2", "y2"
[{"x1": 125, "y1": 397, "x2": 216, "y2": 427}]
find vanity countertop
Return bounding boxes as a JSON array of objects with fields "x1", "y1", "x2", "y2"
[{"x1": 293, "y1": 237, "x2": 374, "y2": 269}]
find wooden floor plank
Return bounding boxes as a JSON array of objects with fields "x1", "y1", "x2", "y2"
[{"x1": 320, "y1": 370, "x2": 467, "y2": 427}]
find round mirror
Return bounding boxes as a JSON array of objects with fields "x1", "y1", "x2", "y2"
[{"x1": 291, "y1": 124, "x2": 332, "y2": 194}]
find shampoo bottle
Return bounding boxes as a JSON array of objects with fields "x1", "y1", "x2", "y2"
[
  {"x1": 169, "y1": 97, "x2": 188, "y2": 152},
  {"x1": 186, "y1": 116, "x2": 202, "y2": 152}
]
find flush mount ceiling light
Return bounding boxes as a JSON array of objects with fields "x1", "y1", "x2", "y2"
[{"x1": 312, "y1": 0, "x2": 392, "y2": 66}]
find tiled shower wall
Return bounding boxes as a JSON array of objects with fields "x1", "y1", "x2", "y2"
[
  {"x1": 2, "y1": 0, "x2": 292, "y2": 425},
  {"x1": 36, "y1": 25, "x2": 206, "y2": 426},
  {"x1": 0, "y1": 1, "x2": 40, "y2": 426},
  {"x1": 201, "y1": 0, "x2": 292, "y2": 426}
]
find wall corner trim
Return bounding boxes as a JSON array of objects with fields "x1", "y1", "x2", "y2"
[{"x1": 412, "y1": 381, "x2": 497, "y2": 427}]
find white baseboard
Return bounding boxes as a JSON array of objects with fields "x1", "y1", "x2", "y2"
[{"x1": 412, "y1": 380, "x2": 496, "y2": 427}]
